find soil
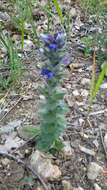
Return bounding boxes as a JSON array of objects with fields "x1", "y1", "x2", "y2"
[{"x1": 0, "y1": 0, "x2": 107, "y2": 190}]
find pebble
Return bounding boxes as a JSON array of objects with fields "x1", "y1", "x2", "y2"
[
  {"x1": 0, "y1": 120, "x2": 22, "y2": 134},
  {"x1": 87, "y1": 162, "x2": 103, "y2": 180},
  {"x1": 94, "y1": 183, "x2": 102, "y2": 190},
  {"x1": 70, "y1": 7, "x2": 77, "y2": 18},
  {"x1": 30, "y1": 150, "x2": 61, "y2": 180},
  {"x1": 80, "y1": 89, "x2": 88, "y2": 98},
  {"x1": 74, "y1": 187, "x2": 84, "y2": 190},
  {"x1": 23, "y1": 39, "x2": 34, "y2": 51},
  {"x1": 62, "y1": 180, "x2": 73, "y2": 190},
  {"x1": 0, "y1": 132, "x2": 24, "y2": 151},
  {"x1": 1, "y1": 158, "x2": 10, "y2": 166},
  {"x1": 100, "y1": 83, "x2": 107, "y2": 89},
  {"x1": 61, "y1": 141, "x2": 74, "y2": 157},
  {"x1": 36, "y1": 184, "x2": 44, "y2": 190},
  {"x1": 78, "y1": 118, "x2": 84, "y2": 126},
  {"x1": 39, "y1": 95, "x2": 45, "y2": 100},
  {"x1": 104, "y1": 133, "x2": 107, "y2": 147},
  {"x1": 0, "y1": 12, "x2": 10, "y2": 21},
  {"x1": 81, "y1": 78, "x2": 90, "y2": 86},
  {"x1": 72, "y1": 89, "x2": 80, "y2": 97}
]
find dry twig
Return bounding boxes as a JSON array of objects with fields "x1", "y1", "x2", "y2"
[
  {"x1": 99, "y1": 127, "x2": 107, "y2": 161},
  {"x1": 0, "y1": 97, "x2": 22, "y2": 122}
]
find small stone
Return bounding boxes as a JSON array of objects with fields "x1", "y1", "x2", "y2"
[
  {"x1": 24, "y1": 39, "x2": 34, "y2": 51},
  {"x1": 87, "y1": 162, "x2": 103, "y2": 180},
  {"x1": 74, "y1": 187, "x2": 84, "y2": 190},
  {"x1": 81, "y1": 78, "x2": 90, "y2": 86},
  {"x1": 0, "y1": 132, "x2": 24, "y2": 151},
  {"x1": 94, "y1": 183, "x2": 102, "y2": 190},
  {"x1": 23, "y1": 95, "x2": 33, "y2": 100},
  {"x1": 14, "y1": 167, "x2": 24, "y2": 182},
  {"x1": 39, "y1": 95, "x2": 45, "y2": 100},
  {"x1": 100, "y1": 83, "x2": 107, "y2": 89},
  {"x1": 0, "y1": 120, "x2": 22, "y2": 134},
  {"x1": 72, "y1": 90, "x2": 80, "y2": 97},
  {"x1": 70, "y1": 7, "x2": 77, "y2": 18},
  {"x1": 0, "y1": 12, "x2": 10, "y2": 21},
  {"x1": 78, "y1": 118, "x2": 84, "y2": 126},
  {"x1": 36, "y1": 184, "x2": 44, "y2": 190},
  {"x1": 17, "y1": 125, "x2": 34, "y2": 140},
  {"x1": 62, "y1": 180, "x2": 73, "y2": 190},
  {"x1": 30, "y1": 150, "x2": 61, "y2": 180},
  {"x1": 80, "y1": 89, "x2": 88, "y2": 98},
  {"x1": 104, "y1": 133, "x2": 107, "y2": 147},
  {"x1": 61, "y1": 141, "x2": 74, "y2": 157},
  {"x1": 1, "y1": 158, "x2": 10, "y2": 166}
]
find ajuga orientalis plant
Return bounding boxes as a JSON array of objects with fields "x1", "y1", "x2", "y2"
[{"x1": 36, "y1": 32, "x2": 69, "y2": 152}]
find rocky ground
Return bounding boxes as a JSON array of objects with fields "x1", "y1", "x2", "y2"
[{"x1": 0, "y1": 0, "x2": 107, "y2": 190}]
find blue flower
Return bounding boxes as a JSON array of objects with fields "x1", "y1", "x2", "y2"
[
  {"x1": 48, "y1": 43, "x2": 57, "y2": 51},
  {"x1": 53, "y1": 58, "x2": 68, "y2": 66},
  {"x1": 40, "y1": 33, "x2": 66, "y2": 52},
  {"x1": 41, "y1": 69, "x2": 54, "y2": 80}
]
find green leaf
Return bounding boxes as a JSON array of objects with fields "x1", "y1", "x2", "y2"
[
  {"x1": 26, "y1": 126, "x2": 40, "y2": 136},
  {"x1": 55, "y1": 139, "x2": 65, "y2": 151},
  {"x1": 53, "y1": 90, "x2": 66, "y2": 99}
]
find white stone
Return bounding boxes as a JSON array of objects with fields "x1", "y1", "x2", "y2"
[
  {"x1": 81, "y1": 78, "x2": 90, "y2": 86},
  {"x1": 30, "y1": 150, "x2": 61, "y2": 180},
  {"x1": 24, "y1": 39, "x2": 34, "y2": 51},
  {"x1": 87, "y1": 162, "x2": 103, "y2": 180},
  {"x1": 61, "y1": 141, "x2": 74, "y2": 157},
  {"x1": 94, "y1": 183, "x2": 102, "y2": 190},
  {"x1": 81, "y1": 89, "x2": 88, "y2": 97},
  {"x1": 72, "y1": 90, "x2": 80, "y2": 97},
  {"x1": 104, "y1": 133, "x2": 107, "y2": 147},
  {"x1": 78, "y1": 118, "x2": 84, "y2": 125},
  {"x1": 100, "y1": 83, "x2": 107, "y2": 89},
  {"x1": 39, "y1": 95, "x2": 45, "y2": 100},
  {"x1": 74, "y1": 187, "x2": 84, "y2": 190}
]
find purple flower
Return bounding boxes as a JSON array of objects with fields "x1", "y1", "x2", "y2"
[
  {"x1": 41, "y1": 69, "x2": 54, "y2": 80},
  {"x1": 40, "y1": 34, "x2": 53, "y2": 44},
  {"x1": 40, "y1": 33, "x2": 66, "y2": 52},
  {"x1": 61, "y1": 57, "x2": 68, "y2": 63}
]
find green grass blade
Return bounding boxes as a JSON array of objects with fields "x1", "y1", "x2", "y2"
[
  {"x1": 99, "y1": 0, "x2": 107, "y2": 5},
  {"x1": 92, "y1": 61, "x2": 107, "y2": 98},
  {"x1": 53, "y1": 0, "x2": 63, "y2": 24},
  {"x1": 0, "y1": 35, "x2": 8, "y2": 50},
  {"x1": 21, "y1": 20, "x2": 25, "y2": 50}
]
